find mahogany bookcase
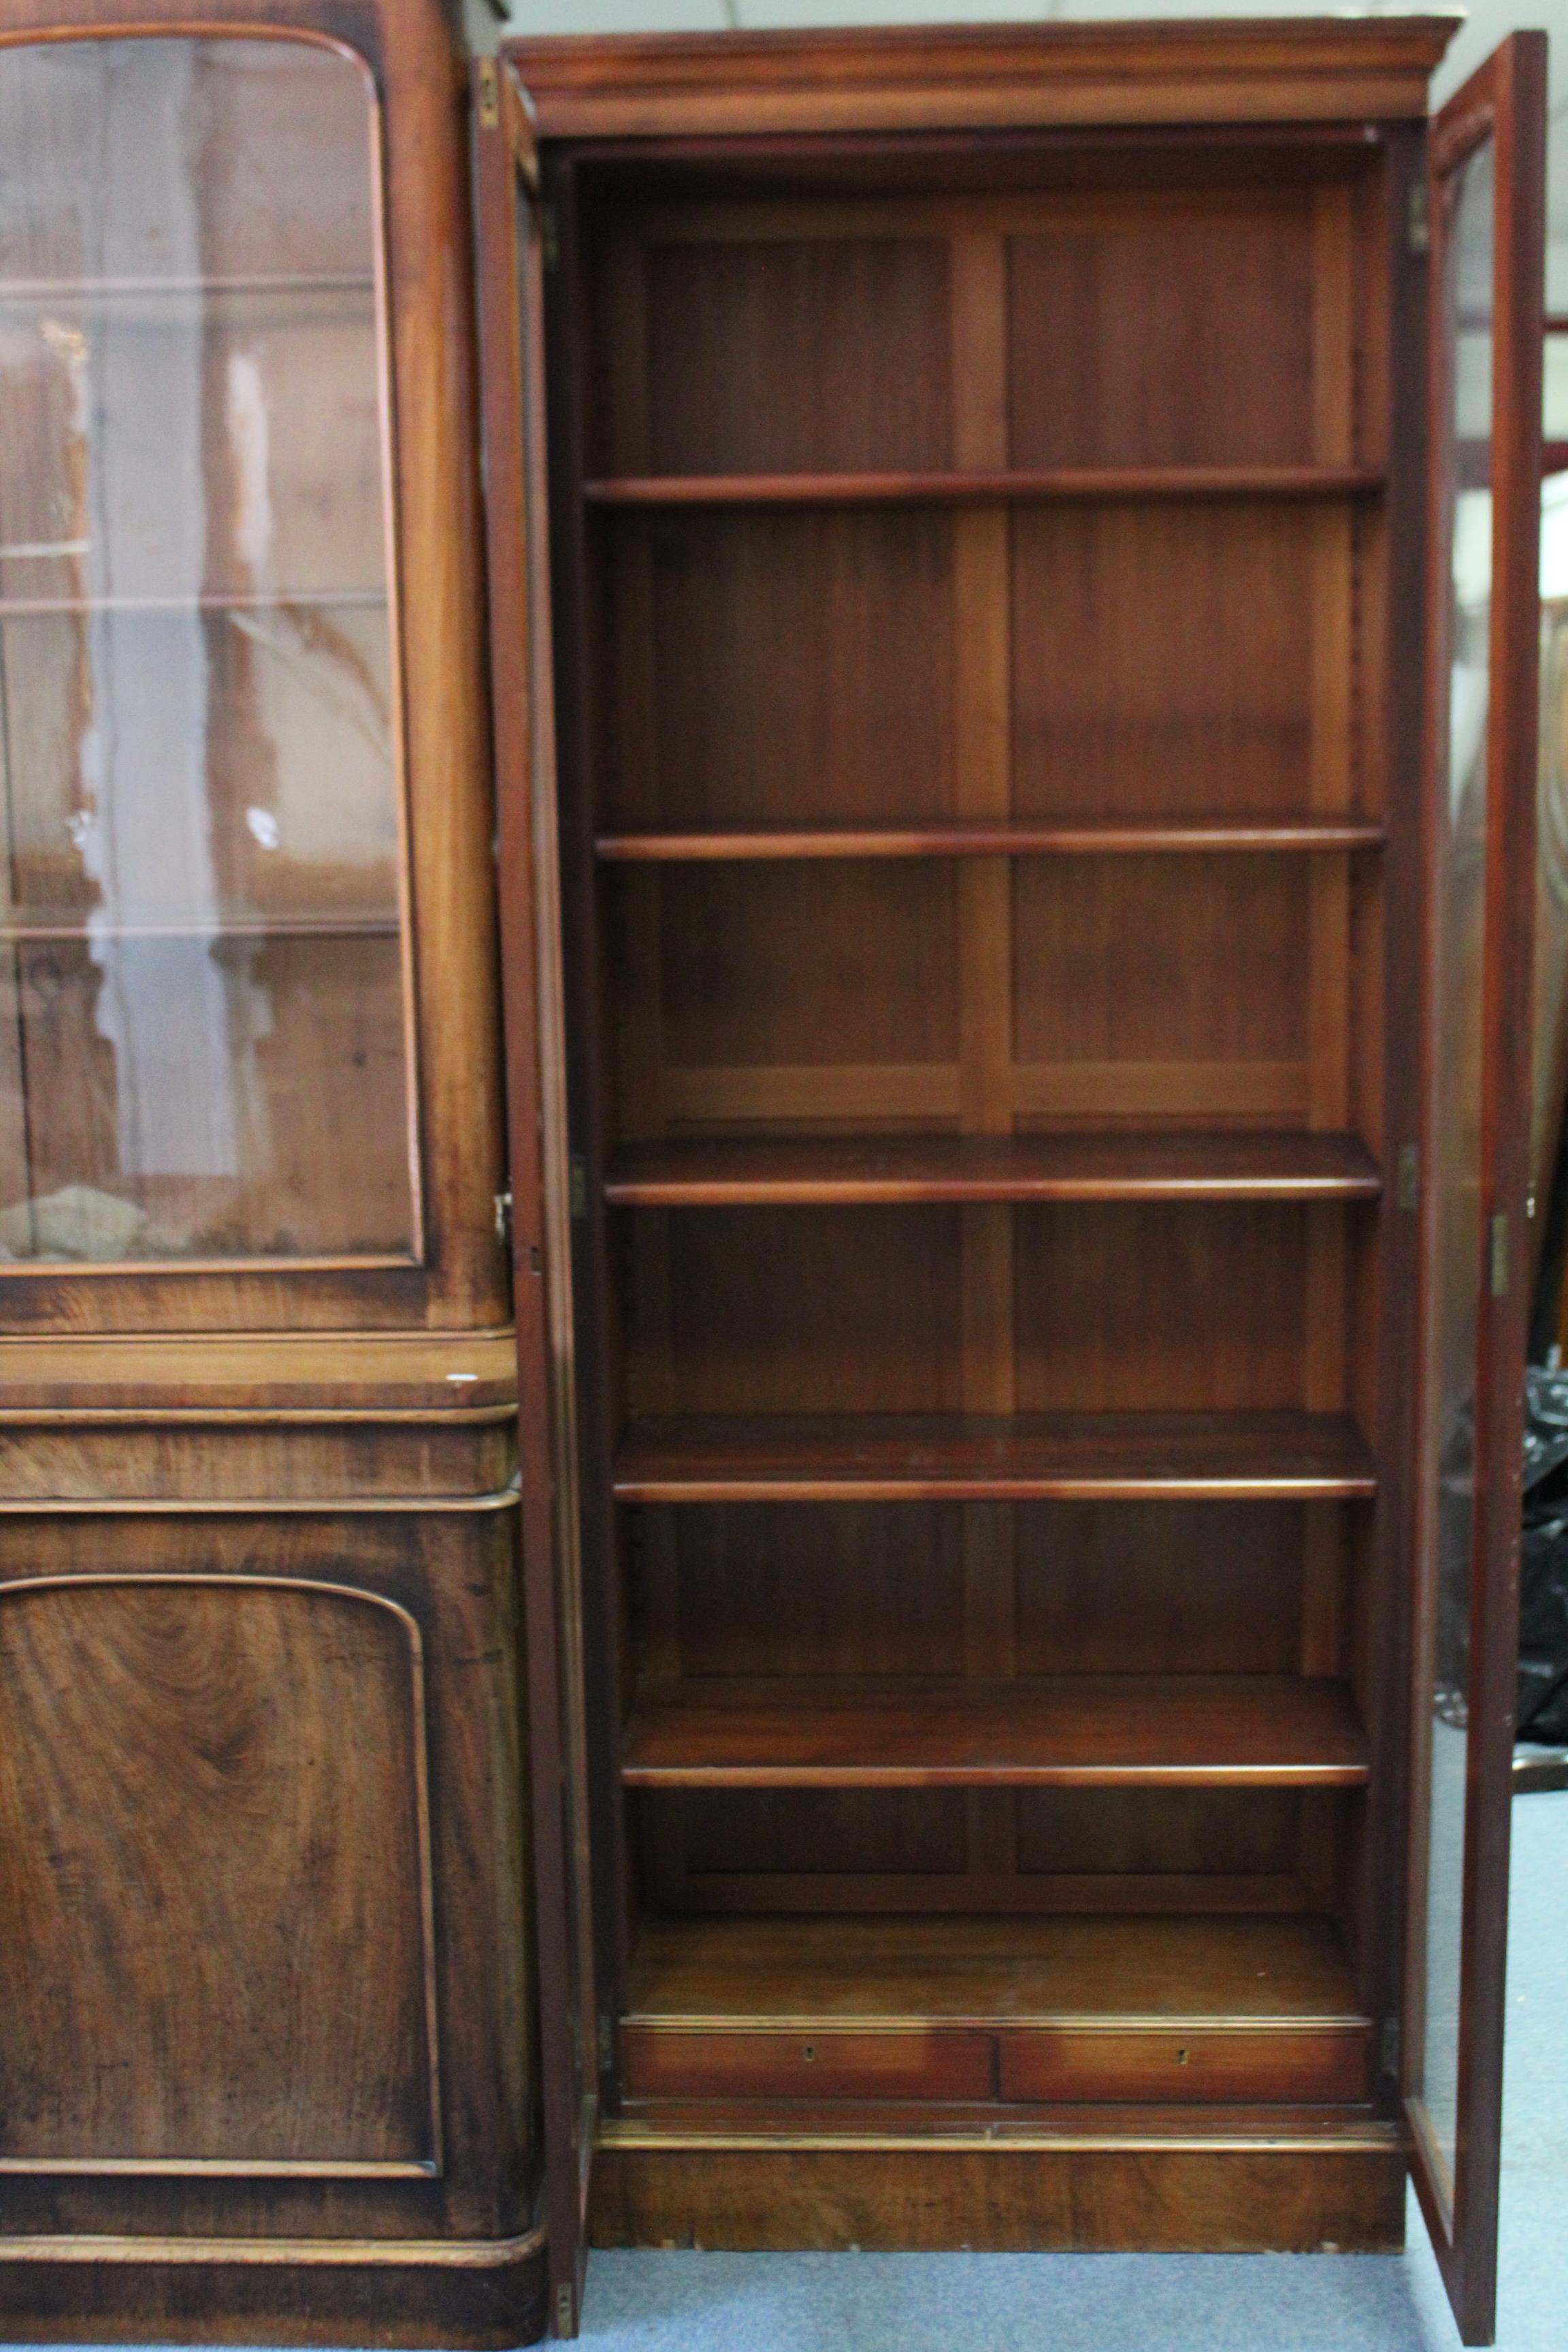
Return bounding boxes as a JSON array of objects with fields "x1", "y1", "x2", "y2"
[{"x1": 476, "y1": 20, "x2": 1546, "y2": 2345}]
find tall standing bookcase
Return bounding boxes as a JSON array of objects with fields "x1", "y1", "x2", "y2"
[{"x1": 476, "y1": 20, "x2": 1546, "y2": 2344}]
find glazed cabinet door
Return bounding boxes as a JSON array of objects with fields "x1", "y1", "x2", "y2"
[
  {"x1": 0, "y1": 3, "x2": 507, "y2": 1331},
  {"x1": 1406, "y1": 33, "x2": 1547, "y2": 2346},
  {"x1": 474, "y1": 57, "x2": 598, "y2": 2342}
]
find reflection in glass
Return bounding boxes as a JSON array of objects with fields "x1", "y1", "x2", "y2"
[
  {"x1": 1420, "y1": 135, "x2": 1496, "y2": 2200},
  {"x1": 0, "y1": 37, "x2": 415, "y2": 1260}
]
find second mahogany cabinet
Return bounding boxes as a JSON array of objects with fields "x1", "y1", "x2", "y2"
[{"x1": 476, "y1": 18, "x2": 1547, "y2": 2347}]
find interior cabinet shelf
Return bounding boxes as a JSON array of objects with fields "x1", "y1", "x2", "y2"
[
  {"x1": 0, "y1": 916, "x2": 401, "y2": 942},
  {"x1": 625, "y1": 1912, "x2": 1367, "y2": 2028},
  {"x1": 594, "y1": 818, "x2": 1386, "y2": 862},
  {"x1": 0, "y1": 270, "x2": 376, "y2": 301},
  {"x1": 583, "y1": 465, "x2": 1387, "y2": 510},
  {"x1": 0, "y1": 589, "x2": 387, "y2": 618},
  {"x1": 612, "y1": 1411, "x2": 1377, "y2": 1504},
  {"x1": 604, "y1": 1132, "x2": 1382, "y2": 1207},
  {"x1": 620, "y1": 1674, "x2": 1370, "y2": 1788}
]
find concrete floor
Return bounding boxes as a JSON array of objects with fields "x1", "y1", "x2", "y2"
[{"x1": 576, "y1": 1788, "x2": 1568, "y2": 2351}]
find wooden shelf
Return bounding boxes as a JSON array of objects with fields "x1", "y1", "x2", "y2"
[
  {"x1": 0, "y1": 589, "x2": 386, "y2": 620},
  {"x1": 595, "y1": 817, "x2": 1386, "y2": 862},
  {"x1": 0, "y1": 917, "x2": 401, "y2": 944},
  {"x1": 621, "y1": 1674, "x2": 1369, "y2": 1787},
  {"x1": 612, "y1": 1411, "x2": 1377, "y2": 1503},
  {"x1": 604, "y1": 1132, "x2": 1382, "y2": 1207},
  {"x1": 585, "y1": 465, "x2": 1386, "y2": 510},
  {"x1": 625, "y1": 1912, "x2": 1365, "y2": 2027},
  {"x1": 0, "y1": 270, "x2": 375, "y2": 302}
]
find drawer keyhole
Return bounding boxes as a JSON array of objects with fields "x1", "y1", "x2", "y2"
[
  {"x1": 1176, "y1": 2048, "x2": 1189, "y2": 2065},
  {"x1": 802, "y1": 2044, "x2": 816, "y2": 2061}
]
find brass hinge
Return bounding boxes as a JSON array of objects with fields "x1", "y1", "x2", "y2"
[
  {"x1": 476, "y1": 56, "x2": 500, "y2": 132},
  {"x1": 493, "y1": 1188, "x2": 513, "y2": 1246},
  {"x1": 538, "y1": 201, "x2": 560, "y2": 272},
  {"x1": 1396, "y1": 1142, "x2": 1420, "y2": 1212},
  {"x1": 1490, "y1": 1211, "x2": 1510, "y2": 1298},
  {"x1": 1379, "y1": 2016, "x2": 1401, "y2": 2077},
  {"x1": 597, "y1": 2013, "x2": 615, "y2": 2071},
  {"x1": 1407, "y1": 177, "x2": 1431, "y2": 256},
  {"x1": 569, "y1": 1152, "x2": 589, "y2": 1220},
  {"x1": 555, "y1": 2280, "x2": 576, "y2": 2336}
]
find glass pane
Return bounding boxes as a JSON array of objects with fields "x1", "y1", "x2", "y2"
[
  {"x1": 1419, "y1": 133, "x2": 1497, "y2": 2203},
  {"x1": 0, "y1": 37, "x2": 415, "y2": 1261},
  {"x1": 1546, "y1": 331, "x2": 1568, "y2": 444}
]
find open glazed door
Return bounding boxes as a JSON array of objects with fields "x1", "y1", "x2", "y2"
[
  {"x1": 1407, "y1": 33, "x2": 1546, "y2": 2347},
  {"x1": 473, "y1": 56, "x2": 597, "y2": 2341}
]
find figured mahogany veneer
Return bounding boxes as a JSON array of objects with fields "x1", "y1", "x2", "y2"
[
  {"x1": 621, "y1": 1674, "x2": 1369, "y2": 1788},
  {"x1": 613, "y1": 1411, "x2": 1377, "y2": 1503},
  {"x1": 604, "y1": 1132, "x2": 1382, "y2": 1207}
]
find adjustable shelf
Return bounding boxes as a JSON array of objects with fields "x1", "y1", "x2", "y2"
[
  {"x1": 604, "y1": 1132, "x2": 1383, "y2": 1207},
  {"x1": 621, "y1": 1674, "x2": 1369, "y2": 1788},
  {"x1": 0, "y1": 915, "x2": 401, "y2": 943},
  {"x1": 0, "y1": 270, "x2": 376, "y2": 302},
  {"x1": 584, "y1": 465, "x2": 1387, "y2": 510},
  {"x1": 0, "y1": 589, "x2": 387, "y2": 618},
  {"x1": 594, "y1": 817, "x2": 1386, "y2": 862},
  {"x1": 612, "y1": 1411, "x2": 1377, "y2": 1505}
]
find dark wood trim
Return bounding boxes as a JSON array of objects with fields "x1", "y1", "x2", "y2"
[
  {"x1": 584, "y1": 465, "x2": 1385, "y2": 509},
  {"x1": 604, "y1": 1133, "x2": 1383, "y2": 1208},
  {"x1": 472, "y1": 67, "x2": 592, "y2": 2345},
  {"x1": 0, "y1": 2228, "x2": 547, "y2": 2350},
  {"x1": 540, "y1": 148, "x2": 638, "y2": 2129},
  {"x1": 506, "y1": 19, "x2": 1456, "y2": 140},
  {"x1": 594, "y1": 819, "x2": 1386, "y2": 862}
]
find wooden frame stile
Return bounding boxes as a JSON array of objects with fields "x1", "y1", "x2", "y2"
[
  {"x1": 473, "y1": 56, "x2": 598, "y2": 2342},
  {"x1": 1404, "y1": 33, "x2": 1546, "y2": 2348}
]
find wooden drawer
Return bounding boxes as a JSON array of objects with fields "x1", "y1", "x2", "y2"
[
  {"x1": 998, "y1": 2024, "x2": 1369, "y2": 2104},
  {"x1": 621, "y1": 2025, "x2": 994, "y2": 2101}
]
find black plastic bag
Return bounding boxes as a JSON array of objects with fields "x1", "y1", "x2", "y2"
[{"x1": 1516, "y1": 1368, "x2": 1568, "y2": 1740}]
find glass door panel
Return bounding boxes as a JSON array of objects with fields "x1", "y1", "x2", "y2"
[
  {"x1": 0, "y1": 35, "x2": 416, "y2": 1262},
  {"x1": 1407, "y1": 35, "x2": 1546, "y2": 2347}
]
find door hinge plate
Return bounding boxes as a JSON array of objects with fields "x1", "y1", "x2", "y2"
[
  {"x1": 493, "y1": 1188, "x2": 513, "y2": 1246},
  {"x1": 1490, "y1": 1211, "x2": 1510, "y2": 1297},
  {"x1": 1379, "y1": 2016, "x2": 1400, "y2": 2077},
  {"x1": 598, "y1": 2012, "x2": 615, "y2": 2071},
  {"x1": 476, "y1": 56, "x2": 500, "y2": 131},
  {"x1": 538, "y1": 201, "x2": 560, "y2": 271},
  {"x1": 555, "y1": 2280, "x2": 576, "y2": 2337}
]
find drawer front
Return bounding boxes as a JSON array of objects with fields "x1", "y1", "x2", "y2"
[
  {"x1": 621, "y1": 2026, "x2": 994, "y2": 2102},
  {"x1": 998, "y1": 2025, "x2": 1369, "y2": 2104}
]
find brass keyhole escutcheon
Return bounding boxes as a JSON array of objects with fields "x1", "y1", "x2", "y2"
[
  {"x1": 803, "y1": 2044, "x2": 816, "y2": 2061},
  {"x1": 1176, "y1": 2048, "x2": 1190, "y2": 2065}
]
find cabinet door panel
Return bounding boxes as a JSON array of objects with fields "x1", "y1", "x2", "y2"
[{"x1": 1406, "y1": 35, "x2": 1546, "y2": 2347}]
